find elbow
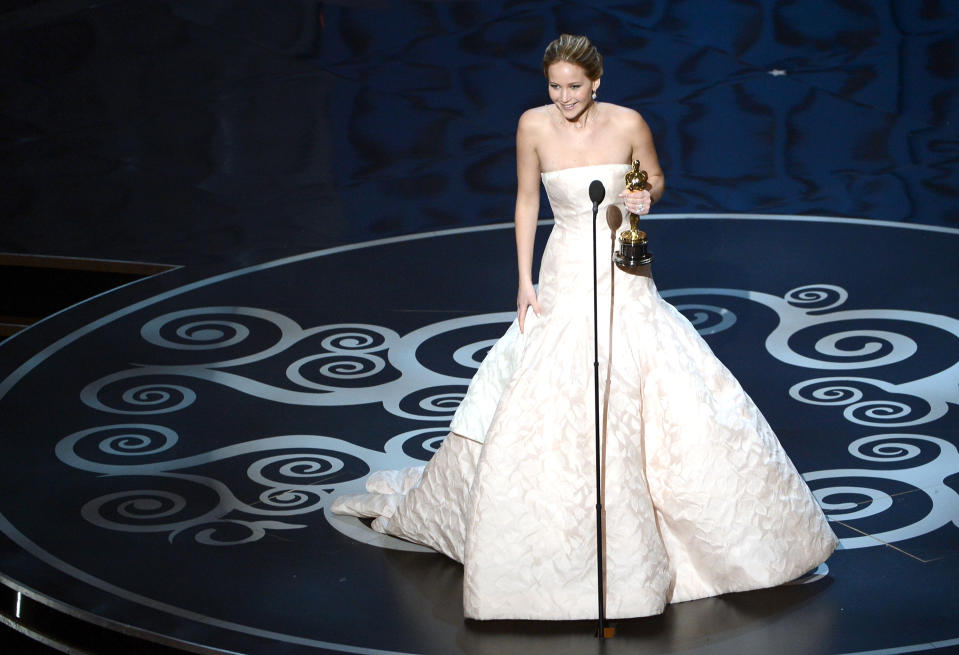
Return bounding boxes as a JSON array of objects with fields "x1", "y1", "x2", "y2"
[{"x1": 515, "y1": 192, "x2": 540, "y2": 214}]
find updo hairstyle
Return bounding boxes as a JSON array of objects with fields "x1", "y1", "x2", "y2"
[{"x1": 542, "y1": 34, "x2": 603, "y2": 81}]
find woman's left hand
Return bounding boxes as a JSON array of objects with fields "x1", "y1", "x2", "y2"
[{"x1": 619, "y1": 189, "x2": 651, "y2": 215}]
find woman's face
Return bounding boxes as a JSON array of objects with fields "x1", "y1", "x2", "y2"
[{"x1": 547, "y1": 61, "x2": 600, "y2": 122}]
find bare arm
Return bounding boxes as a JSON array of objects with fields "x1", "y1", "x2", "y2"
[
  {"x1": 515, "y1": 110, "x2": 542, "y2": 333},
  {"x1": 619, "y1": 111, "x2": 665, "y2": 213}
]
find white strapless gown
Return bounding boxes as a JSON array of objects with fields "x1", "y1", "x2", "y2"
[{"x1": 331, "y1": 163, "x2": 838, "y2": 620}]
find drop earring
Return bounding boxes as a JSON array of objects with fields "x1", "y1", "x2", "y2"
[{"x1": 592, "y1": 91, "x2": 597, "y2": 100}]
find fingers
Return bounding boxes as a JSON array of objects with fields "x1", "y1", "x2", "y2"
[
  {"x1": 620, "y1": 190, "x2": 651, "y2": 215},
  {"x1": 517, "y1": 298, "x2": 541, "y2": 334}
]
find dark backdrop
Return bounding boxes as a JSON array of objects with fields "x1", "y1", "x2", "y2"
[{"x1": 1, "y1": 0, "x2": 957, "y2": 270}]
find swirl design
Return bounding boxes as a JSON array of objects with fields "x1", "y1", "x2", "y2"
[
  {"x1": 813, "y1": 486, "x2": 894, "y2": 522},
  {"x1": 849, "y1": 435, "x2": 923, "y2": 462},
  {"x1": 62, "y1": 286, "x2": 959, "y2": 550},
  {"x1": 383, "y1": 427, "x2": 450, "y2": 461},
  {"x1": 453, "y1": 340, "x2": 498, "y2": 368},
  {"x1": 664, "y1": 283, "x2": 958, "y2": 372},
  {"x1": 247, "y1": 453, "x2": 345, "y2": 514},
  {"x1": 169, "y1": 320, "x2": 249, "y2": 349},
  {"x1": 120, "y1": 384, "x2": 196, "y2": 411},
  {"x1": 81, "y1": 376, "x2": 197, "y2": 415},
  {"x1": 82, "y1": 490, "x2": 191, "y2": 530},
  {"x1": 784, "y1": 284, "x2": 848, "y2": 311},
  {"x1": 674, "y1": 304, "x2": 737, "y2": 335},
  {"x1": 57, "y1": 424, "x2": 430, "y2": 545},
  {"x1": 287, "y1": 353, "x2": 385, "y2": 387},
  {"x1": 804, "y1": 434, "x2": 959, "y2": 549},
  {"x1": 813, "y1": 330, "x2": 916, "y2": 361},
  {"x1": 319, "y1": 328, "x2": 390, "y2": 352},
  {"x1": 789, "y1": 377, "x2": 944, "y2": 427},
  {"x1": 184, "y1": 522, "x2": 275, "y2": 547},
  {"x1": 57, "y1": 425, "x2": 179, "y2": 471},
  {"x1": 140, "y1": 308, "x2": 301, "y2": 358}
]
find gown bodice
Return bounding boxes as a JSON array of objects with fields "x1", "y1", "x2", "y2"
[
  {"x1": 536, "y1": 163, "x2": 640, "y2": 313},
  {"x1": 541, "y1": 163, "x2": 631, "y2": 234}
]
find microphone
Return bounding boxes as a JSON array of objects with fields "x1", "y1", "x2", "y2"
[
  {"x1": 589, "y1": 180, "x2": 605, "y2": 209},
  {"x1": 605, "y1": 205, "x2": 623, "y2": 231},
  {"x1": 587, "y1": 176, "x2": 607, "y2": 638}
]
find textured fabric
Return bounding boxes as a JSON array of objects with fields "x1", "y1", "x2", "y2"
[{"x1": 331, "y1": 163, "x2": 838, "y2": 620}]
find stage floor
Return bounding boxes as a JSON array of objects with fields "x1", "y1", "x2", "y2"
[
  {"x1": 2, "y1": 1, "x2": 959, "y2": 652},
  {"x1": 1, "y1": 214, "x2": 957, "y2": 655}
]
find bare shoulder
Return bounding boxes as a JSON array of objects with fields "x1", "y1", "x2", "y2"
[
  {"x1": 602, "y1": 103, "x2": 649, "y2": 131},
  {"x1": 517, "y1": 105, "x2": 552, "y2": 132}
]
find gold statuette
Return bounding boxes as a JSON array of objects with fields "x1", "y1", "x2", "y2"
[{"x1": 614, "y1": 160, "x2": 653, "y2": 270}]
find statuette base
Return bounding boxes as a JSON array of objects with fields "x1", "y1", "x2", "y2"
[{"x1": 614, "y1": 236, "x2": 653, "y2": 271}]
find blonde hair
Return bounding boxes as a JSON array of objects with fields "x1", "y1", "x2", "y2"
[{"x1": 542, "y1": 34, "x2": 603, "y2": 80}]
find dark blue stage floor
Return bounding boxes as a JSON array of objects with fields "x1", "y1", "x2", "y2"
[{"x1": 1, "y1": 2, "x2": 958, "y2": 654}]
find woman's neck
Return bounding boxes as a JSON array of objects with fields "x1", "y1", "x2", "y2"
[{"x1": 558, "y1": 101, "x2": 597, "y2": 129}]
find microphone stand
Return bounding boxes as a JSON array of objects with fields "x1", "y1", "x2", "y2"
[{"x1": 588, "y1": 180, "x2": 613, "y2": 639}]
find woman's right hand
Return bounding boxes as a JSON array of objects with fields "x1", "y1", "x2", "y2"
[{"x1": 517, "y1": 281, "x2": 541, "y2": 333}]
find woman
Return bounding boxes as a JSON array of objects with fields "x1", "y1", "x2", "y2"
[
  {"x1": 515, "y1": 34, "x2": 662, "y2": 333},
  {"x1": 332, "y1": 34, "x2": 837, "y2": 621}
]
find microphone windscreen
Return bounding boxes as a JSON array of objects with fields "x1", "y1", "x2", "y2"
[
  {"x1": 589, "y1": 180, "x2": 605, "y2": 205},
  {"x1": 606, "y1": 205, "x2": 623, "y2": 231}
]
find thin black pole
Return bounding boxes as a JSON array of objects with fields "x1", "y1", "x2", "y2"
[{"x1": 591, "y1": 197, "x2": 606, "y2": 639}]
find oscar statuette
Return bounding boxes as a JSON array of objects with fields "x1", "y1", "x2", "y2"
[{"x1": 613, "y1": 160, "x2": 653, "y2": 270}]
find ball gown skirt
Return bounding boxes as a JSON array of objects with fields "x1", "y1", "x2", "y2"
[{"x1": 331, "y1": 163, "x2": 838, "y2": 620}]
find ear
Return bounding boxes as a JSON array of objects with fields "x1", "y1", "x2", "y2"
[{"x1": 592, "y1": 78, "x2": 601, "y2": 94}]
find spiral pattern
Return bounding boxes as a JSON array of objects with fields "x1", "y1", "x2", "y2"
[
  {"x1": 785, "y1": 284, "x2": 848, "y2": 311},
  {"x1": 791, "y1": 378, "x2": 935, "y2": 427},
  {"x1": 142, "y1": 312, "x2": 261, "y2": 351},
  {"x1": 259, "y1": 488, "x2": 315, "y2": 506},
  {"x1": 848, "y1": 434, "x2": 943, "y2": 463},
  {"x1": 790, "y1": 379, "x2": 864, "y2": 405},
  {"x1": 56, "y1": 424, "x2": 180, "y2": 471},
  {"x1": 287, "y1": 353, "x2": 386, "y2": 388},
  {"x1": 319, "y1": 327, "x2": 391, "y2": 353},
  {"x1": 184, "y1": 521, "x2": 267, "y2": 547},
  {"x1": 803, "y1": 430, "x2": 959, "y2": 549},
  {"x1": 98, "y1": 431, "x2": 176, "y2": 457},
  {"x1": 795, "y1": 328, "x2": 917, "y2": 368},
  {"x1": 82, "y1": 378, "x2": 197, "y2": 415},
  {"x1": 418, "y1": 391, "x2": 465, "y2": 413},
  {"x1": 844, "y1": 400, "x2": 916, "y2": 425},
  {"x1": 422, "y1": 436, "x2": 446, "y2": 453},
  {"x1": 453, "y1": 340, "x2": 498, "y2": 368},
  {"x1": 814, "y1": 485, "x2": 894, "y2": 521},
  {"x1": 135, "y1": 307, "x2": 316, "y2": 371},
  {"x1": 381, "y1": 427, "x2": 451, "y2": 462},
  {"x1": 121, "y1": 384, "x2": 196, "y2": 411},
  {"x1": 248, "y1": 453, "x2": 345, "y2": 489},
  {"x1": 56, "y1": 287, "x2": 959, "y2": 553},
  {"x1": 675, "y1": 304, "x2": 737, "y2": 336},
  {"x1": 82, "y1": 490, "x2": 190, "y2": 530}
]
